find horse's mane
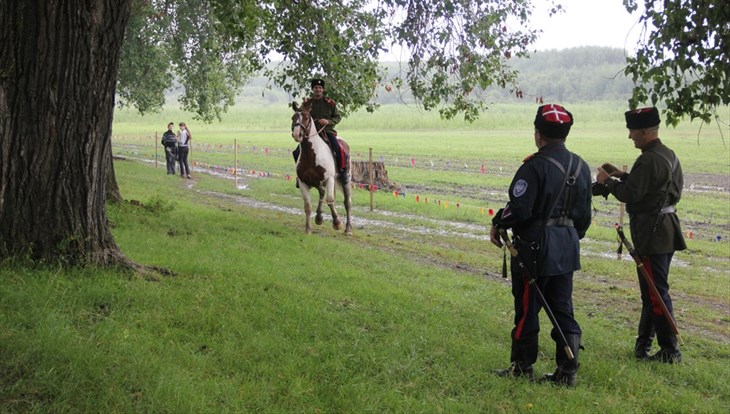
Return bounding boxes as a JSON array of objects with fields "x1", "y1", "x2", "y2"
[{"x1": 291, "y1": 101, "x2": 312, "y2": 113}]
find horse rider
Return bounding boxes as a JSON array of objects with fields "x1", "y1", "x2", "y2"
[{"x1": 293, "y1": 78, "x2": 349, "y2": 186}]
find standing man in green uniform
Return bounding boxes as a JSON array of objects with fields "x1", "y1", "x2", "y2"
[
  {"x1": 593, "y1": 107, "x2": 686, "y2": 363},
  {"x1": 293, "y1": 78, "x2": 348, "y2": 185}
]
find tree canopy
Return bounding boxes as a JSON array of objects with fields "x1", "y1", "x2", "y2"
[
  {"x1": 119, "y1": 0, "x2": 554, "y2": 122},
  {"x1": 623, "y1": 0, "x2": 729, "y2": 127},
  {"x1": 121, "y1": 0, "x2": 729, "y2": 127}
]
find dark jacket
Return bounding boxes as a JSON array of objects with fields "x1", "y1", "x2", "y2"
[
  {"x1": 161, "y1": 130, "x2": 177, "y2": 148},
  {"x1": 604, "y1": 139, "x2": 686, "y2": 255},
  {"x1": 493, "y1": 142, "x2": 592, "y2": 276}
]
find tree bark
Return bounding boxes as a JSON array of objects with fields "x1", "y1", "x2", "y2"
[
  {"x1": 0, "y1": 1, "x2": 132, "y2": 265},
  {"x1": 105, "y1": 144, "x2": 123, "y2": 205}
]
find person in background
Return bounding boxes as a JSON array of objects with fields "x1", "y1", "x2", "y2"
[
  {"x1": 490, "y1": 104, "x2": 592, "y2": 387},
  {"x1": 593, "y1": 107, "x2": 685, "y2": 363},
  {"x1": 177, "y1": 122, "x2": 192, "y2": 179},
  {"x1": 161, "y1": 122, "x2": 178, "y2": 175}
]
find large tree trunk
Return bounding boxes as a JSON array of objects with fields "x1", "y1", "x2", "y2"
[{"x1": 0, "y1": 1, "x2": 132, "y2": 265}]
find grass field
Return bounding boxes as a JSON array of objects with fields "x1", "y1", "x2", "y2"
[{"x1": 1, "y1": 102, "x2": 728, "y2": 412}]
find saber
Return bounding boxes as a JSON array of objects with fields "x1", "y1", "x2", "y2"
[
  {"x1": 499, "y1": 228, "x2": 575, "y2": 360},
  {"x1": 615, "y1": 225, "x2": 683, "y2": 345}
]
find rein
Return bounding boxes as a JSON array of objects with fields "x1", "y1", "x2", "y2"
[{"x1": 293, "y1": 111, "x2": 327, "y2": 140}]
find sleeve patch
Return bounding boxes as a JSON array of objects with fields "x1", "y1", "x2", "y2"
[{"x1": 513, "y1": 179, "x2": 528, "y2": 197}]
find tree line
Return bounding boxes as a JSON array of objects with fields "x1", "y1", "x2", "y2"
[{"x1": 234, "y1": 47, "x2": 634, "y2": 107}]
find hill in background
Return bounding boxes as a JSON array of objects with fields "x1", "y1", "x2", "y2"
[{"x1": 231, "y1": 46, "x2": 633, "y2": 107}]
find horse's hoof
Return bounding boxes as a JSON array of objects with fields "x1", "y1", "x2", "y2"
[
  {"x1": 333, "y1": 220, "x2": 342, "y2": 230},
  {"x1": 345, "y1": 228, "x2": 353, "y2": 236},
  {"x1": 315, "y1": 215, "x2": 324, "y2": 225}
]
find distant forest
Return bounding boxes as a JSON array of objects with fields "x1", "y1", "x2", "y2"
[{"x1": 233, "y1": 46, "x2": 634, "y2": 106}]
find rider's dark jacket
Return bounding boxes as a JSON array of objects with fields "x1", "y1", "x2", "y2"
[{"x1": 303, "y1": 97, "x2": 341, "y2": 135}]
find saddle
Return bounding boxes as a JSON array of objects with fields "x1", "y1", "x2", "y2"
[{"x1": 320, "y1": 131, "x2": 349, "y2": 171}]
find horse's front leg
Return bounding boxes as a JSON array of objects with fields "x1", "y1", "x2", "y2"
[
  {"x1": 322, "y1": 177, "x2": 341, "y2": 230},
  {"x1": 342, "y1": 181, "x2": 353, "y2": 235},
  {"x1": 300, "y1": 185, "x2": 313, "y2": 234},
  {"x1": 315, "y1": 186, "x2": 325, "y2": 226}
]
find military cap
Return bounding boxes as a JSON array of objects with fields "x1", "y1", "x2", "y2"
[
  {"x1": 534, "y1": 104, "x2": 573, "y2": 139},
  {"x1": 625, "y1": 107, "x2": 660, "y2": 129},
  {"x1": 311, "y1": 78, "x2": 325, "y2": 88}
]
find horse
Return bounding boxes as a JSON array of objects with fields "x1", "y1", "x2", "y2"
[{"x1": 291, "y1": 102, "x2": 352, "y2": 235}]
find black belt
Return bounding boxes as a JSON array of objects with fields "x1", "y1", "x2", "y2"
[
  {"x1": 533, "y1": 217, "x2": 574, "y2": 227},
  {"x1": 630, "y1": 205, "x2": 676, "y2": 217}
]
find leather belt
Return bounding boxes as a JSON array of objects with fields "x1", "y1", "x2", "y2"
[
  {"x1": 533, "y1": 217, "x2": 574, "y2": 227},
  {"x1": 630, "y1": 205, "x2": 676, "y2": 217}
]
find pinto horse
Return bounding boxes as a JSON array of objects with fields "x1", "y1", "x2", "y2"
[{"x1": 291, "y1": 102, "x2": 352, "y2": 235}]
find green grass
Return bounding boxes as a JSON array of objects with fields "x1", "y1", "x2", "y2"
[{"x1": 1, "y1": 103, "x2": 728, "y2": 412}]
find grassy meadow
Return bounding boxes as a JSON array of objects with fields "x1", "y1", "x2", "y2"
[{"x1": 1, "y1": 102, "x2": 728, "y2": 413}]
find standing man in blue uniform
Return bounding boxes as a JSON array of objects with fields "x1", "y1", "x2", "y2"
[
  {"x1": 593, "y1": 107, "x2": 685, "y2": 363},
  {"x1": 490, "y1": 104, "x2": 592, "y2": 386}
]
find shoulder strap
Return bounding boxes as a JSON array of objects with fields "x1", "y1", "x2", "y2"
[{"x1": 534, "y1": 153, "x2": 584, "y2": 220}]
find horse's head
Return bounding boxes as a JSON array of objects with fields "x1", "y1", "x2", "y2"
[{"x1": 291, "y1": 101, "x2": 314, "y2": 143}]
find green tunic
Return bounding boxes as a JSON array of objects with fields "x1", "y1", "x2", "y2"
[
  {"x1": 303, "y1": 97, "x2": 341, "y2": 134},
  {"x1": 604, "y1": 139, "x2": 687, "y2": 255}
]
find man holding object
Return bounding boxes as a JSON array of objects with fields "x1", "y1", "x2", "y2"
[{"x1": 593, "y1": 107, "x2": 686, "y2": 363}]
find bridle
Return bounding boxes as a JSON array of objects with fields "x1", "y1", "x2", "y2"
[{"x1": 292, "y1": 110, "x2": 326, "y2": 141}]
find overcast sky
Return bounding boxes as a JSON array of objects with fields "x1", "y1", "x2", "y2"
[
  {"x1": 379, "y1": 0, "x2": 647, "y2": 61},
  {"x1": 531, "y1": 0, "x2": 644, "y2": 51}
]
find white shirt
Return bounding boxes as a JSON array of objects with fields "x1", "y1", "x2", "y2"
[{"x1": 179, "y1": 130, "x2": 190, "y2": 147}]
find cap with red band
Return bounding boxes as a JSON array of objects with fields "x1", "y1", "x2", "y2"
[{"x1": 534, "y1": 104, "x2": 573, "y2": 139}]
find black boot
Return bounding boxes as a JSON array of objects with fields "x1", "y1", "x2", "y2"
[
  {"x1": 338, "y1": 168, "x2": 349, "y2": 185},
  {"x1": 295, "y1": 177, "x2": 300, "y2": 188},
  {"x1": 542, "y1": 334, "x2": 581, "y2": 387},
  {"x1": 648, "y1": 316, "x2": 681, "y2": 363},
  {"x1": 634, "y1": 306, "x2": 655, "y2": 360},
  {"x1": 495, "y1": 337, "x2": 538, "y2": 380}
]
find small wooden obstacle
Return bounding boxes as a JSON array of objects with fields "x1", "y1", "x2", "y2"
[{"x1": 351, "y1": 161, "x2": 398, "y2": 191}]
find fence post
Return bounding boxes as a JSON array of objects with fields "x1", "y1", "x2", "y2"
[
  {"x1": 155, "y1": 132, "x2": 158, "y2": 169},
  {"x1": 234, "y1": 139, "x2": 238, "y2": 188},
  {"x1": 369, "y1": 147, "x2": 374, "y2": 211}
]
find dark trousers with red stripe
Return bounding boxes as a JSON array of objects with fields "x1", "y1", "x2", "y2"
[
  {"x1": 511, "y1": 268, "x2": 582, "y2": 342},
  {"x1": 637, "y1": 252, "x2": 677, "y2": 350}
]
